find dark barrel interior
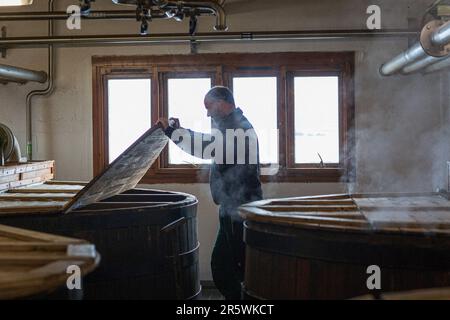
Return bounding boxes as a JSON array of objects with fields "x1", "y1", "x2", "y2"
[{"x1": 0, "y1": 188, "x2": 200, "y2": 300}]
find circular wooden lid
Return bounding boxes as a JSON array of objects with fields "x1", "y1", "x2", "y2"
[{"x1": 239, "y1": 192, "x2": 450, "y2": 236}]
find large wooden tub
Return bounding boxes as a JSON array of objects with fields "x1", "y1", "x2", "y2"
[
  {"x1": 0, "y1": 125, "x2": 201, "y2": 299},
  {"x1": 239, "y1": 193, "x2": 450, "y2": 300},
  {"x1": 0, "y1": 182, "x2": 199, "y2": 300}
]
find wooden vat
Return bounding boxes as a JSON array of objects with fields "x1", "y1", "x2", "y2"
[
  {"x1": 0, "y1": 223, "x2": 99, "y2": 299},
  {"x1": 239, "y1": 193, "x2": 450, "y2": 300},
  {"x1": 0, "y1": 125, "x2": 200, "y2": 299}
]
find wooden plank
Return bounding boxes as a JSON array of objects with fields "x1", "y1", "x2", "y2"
[
  {"x1": 9, "y1": 188, "x2": 79, "y2": 194},
  {"x1": 267, "y1": 199, "x2": 355, "y2": 206},
  {"x1": 20, "y1": 168, "x2": 52, "y2": 180},
  {"x1": 0, "y1": 202, "x2": 65, "y2": 215},
  {"x1": 260, "y1": 205, "x2": 358, "y2": 212},
  {"x1": 0, "y1": 224, "x2": 83, "y2": 243},
  {"x1": 0, "y1": 223, "x2": 99, "y2": 299},
  {"x1": 8, "y1": 174, "x2": 54, "y2": 189},
  {"x1": 0, "y1": 194, "x2": 73, "y2": 202},
  {"x1": 0, "y1": 174, "x2": 20, "y2": 184},
  {"x1": 46, "y1": 180, "x2": 88, "y2": 186}
]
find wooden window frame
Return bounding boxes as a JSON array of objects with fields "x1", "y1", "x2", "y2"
[{"x1": 92, "y1": 52, "x2": 355, "y2": 184}]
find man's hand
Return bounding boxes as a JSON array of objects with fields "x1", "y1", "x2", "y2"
[
  {"x1": 156, "y1": 117, "x2": 181, "y2": 131},
  {"x1": 168, "y1": 118, "x2": 180, "y2": 129}
]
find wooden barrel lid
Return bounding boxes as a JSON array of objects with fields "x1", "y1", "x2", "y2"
[
  {"x1": 239, "y1": 192, "x2": 450, "y2": 235},
  {"x1": 0, "y1": 223, "x2": 99, "y2": 299}
]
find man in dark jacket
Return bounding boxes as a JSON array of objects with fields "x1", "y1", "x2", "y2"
[{"x1": 158, "y1": 86, "x2": 263, "y2": 299}]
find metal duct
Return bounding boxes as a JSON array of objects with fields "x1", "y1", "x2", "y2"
[
  {"x1": 0, "y1": 64, "x2": 47, "y2": 83},
  {"x1": 0, "y1": 123, "x2": 25, "y2": 165}
]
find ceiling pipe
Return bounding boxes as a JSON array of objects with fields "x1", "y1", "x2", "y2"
[
  {"x1": 25, "y1": 0, "x2": 55, "y2": 161},
  {"x1": 0, "y1": 29, "x2": 416, "y2": 48},
  {"x1": 0, "y1": 9, "x2": 214, "y2": 21},
  {"x1": 0, "y1": 63, "x2": 47, "y2": 83},
  {"x1": 0, "y1": 11, "x2": 138, "y2": 21},
  {"x1": 167, "y1": 1, "x2": 227, "y2": 30},
  {"x1": 0, "y1": 2, "x2": 226, "y2": 29}
]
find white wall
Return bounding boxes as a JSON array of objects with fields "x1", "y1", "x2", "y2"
[{"x1": 0, "y1": 0, "x2": 448, "y2": 280}]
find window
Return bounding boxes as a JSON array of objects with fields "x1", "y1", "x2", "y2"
[
  {"x1": 294, "y1": 76, "x2": 339, "y2": 164},
  {"x1": 93, "y1": 53, "x2": 355, "y2": 183},
  {"x1": 107, "y1": 78, "x2": 151, "y2": 163},
  {"x1": 232, "y1": 77, "x2": 278, "y2": 164},
  {"x1": 167, "y1": 77, "x2": 212, "y2": 165}
]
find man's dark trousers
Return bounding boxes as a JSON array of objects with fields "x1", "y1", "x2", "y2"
[{"x1": 211, "y1": 206, "x2": 246, "y2": 300}]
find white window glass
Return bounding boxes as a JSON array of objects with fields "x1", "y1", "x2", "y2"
[
  {"x1": 168, "y1": 78, "x2": 212, "y2": 165},
  {"x1": 108, "y1": 78, "x2": 151, "y2": 163},
  {"x1": 233, "y1": 77, "x2": 278, "y2": 164},
  {"x1": 294, "y1": 76, "x2": 339, "y2": 164}
]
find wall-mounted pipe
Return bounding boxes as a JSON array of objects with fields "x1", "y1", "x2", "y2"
[
  {"x1": 381, "y1": 20, "x2": 450, "y2": 76},
  {"x1": 0, "y1": 64, "x2": 47, "y2": 83},
  {"x1": 25, "y1": 0, "x2": 55, "y2": 161},
  {"x1": 401, "y1": 54, "x2": 448, "y2": 74},
  {"x1": 424, "y1": 55, "x2": 450, "y2": 73},
  {"x1": 0, "y1": 29, "x2": 416, "y2": 48},
  {"x1": 431, "y1": 20, "x2": 450, "y2": 46},
  {"x1": 380, "y1": 43, "x2": 426, "y2": 76}
]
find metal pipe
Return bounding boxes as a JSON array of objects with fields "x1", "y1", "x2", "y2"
[
  {"x1": 0, "y1": 29, "x2": 416, "y2": 48},
  {"x1": 424, "y1": 55, "x2": 450, "y2": 73},
  {"x1": 26, "y1": 0, "x2": 55, "y2": 161},
  {"x1": 0, "y1": 64, "x2": 47, "y2": 83},
  {"x1": 382, "y1": 20, "x2": 450, "y2": 76},
  {"x1": 165, "y1": 1, "x2": 227, "y2": 30},
  {"x1": 431, "y1": 20, "x2": 450, "y2": 46},
  {"x1": 380, "y1": 42, "x2": 427, "y2": 76},
  {"x1": 0, "y1": 11, "x2": 137, "y2": 21},
  {"x1": 401, "y1": 54, "x2": 448, "y2": 74}
]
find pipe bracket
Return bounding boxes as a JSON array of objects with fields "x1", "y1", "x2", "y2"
[{"x1": 420, "y1": 20, "x2": 450, "y2": 57}]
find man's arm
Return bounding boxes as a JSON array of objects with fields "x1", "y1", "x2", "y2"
[{"x1": 157, "y1": 118, "x2": 215, "y2": 160}]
